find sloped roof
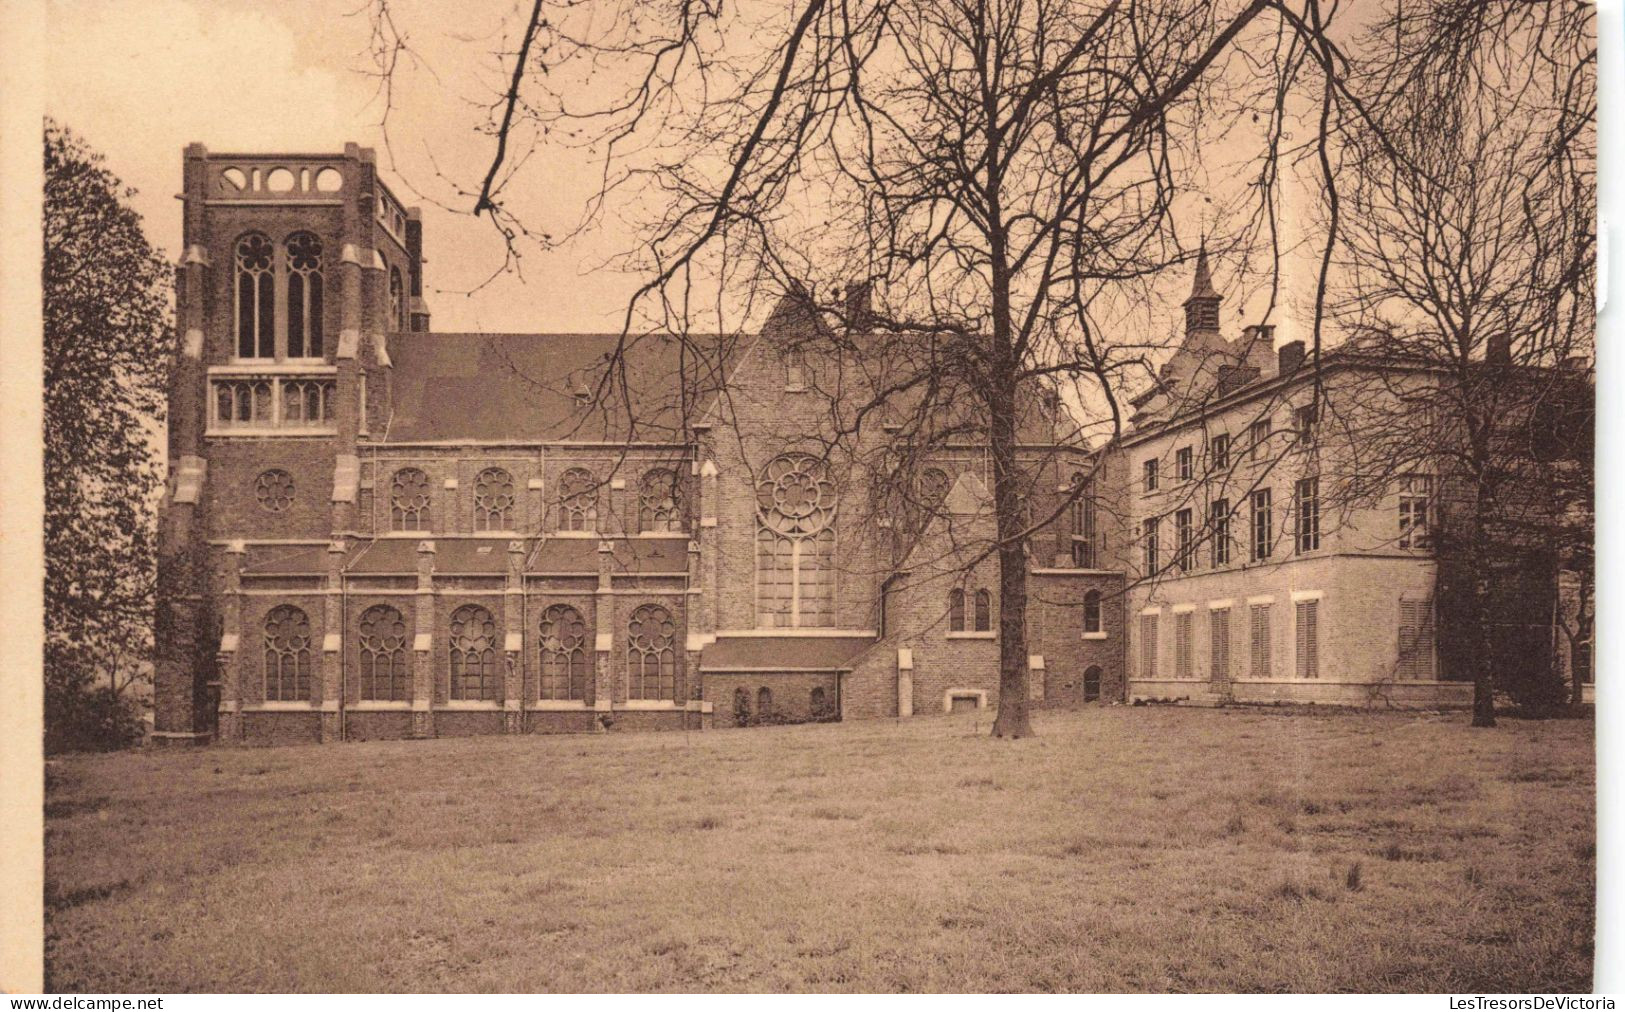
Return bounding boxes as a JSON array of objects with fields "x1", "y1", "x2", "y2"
[
  {"x1": 346, "y1": 537, "x2": 523, "y2": 575},
  {"x1": 382, "y1": 331, "x2": 749, "y2": 443},
  {"x1": 699, "y1": 635, "x2": 875, "y2": 671},
  {"x1": 528, "y1": 535, "x2": 690, "y2": 576},
  {"x1": 241, "y1": 544, "x2": 333, "y2": 577}
]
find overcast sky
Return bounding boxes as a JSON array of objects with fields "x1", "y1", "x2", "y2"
[{"x1": 46, "y1": 0, "x2": 1325, "y2": 343}]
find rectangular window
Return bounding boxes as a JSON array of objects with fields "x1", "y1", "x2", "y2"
[
  {"x1": 1295, "y1": 600, "x2": 1319, "y2": 679},
  {"x1": 1143, "y1": 516, "x2": 1159, "y2": 574},
  {"x1": 1211, "y1": 433, "x2": 1230, "y2": 471},
  {"x1": 1294, "y1": 404, "x2": 1317, "y2": 440},
  {"x1": 1140, "y1": 613, "x2": 1159, "y2": 679},
  {"x1": 1250, "y1": 603, "x2": 1272, "y2": 678},
  {"x1": 1294, "y1": 477, "x2": 1320, "y2": 553},
  {"x1": 1398, "y1": 474, "x2": 1432, "y2": 548},
  {"x1": 1210, "y1": 498, "x2": 1231, "y2": 566},
  {"x1": 784, "y1": 349, "x2": 807, "y2": 390},
  {"x1": 1144, "y1": 459, "x2": 1159, "y2": 492},
  {"x1": 1175, "y1": 612, "x2": 1193, "y2": 679},
  {"x1": 1210, "y1": 608, "x2": 1230, "y2": 681},
  {"x1": 1250, "y1": 419, "x2": 1272, "y2": 461},
  {"x1": 1397, "y1": 597, "x2": 1436, "y2": 680},
  {"x1": 1176, "y1": 446, "x2": 1193, "y2": 481},
  {"x1": 1175, "y1": 508, "x2": 1193, "y2": 572},
  {"x1": 1251, "y1": 488, "x2": 1273, "y2": 562}
]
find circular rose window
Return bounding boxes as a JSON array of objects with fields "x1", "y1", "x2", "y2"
[{"x1": 255, "y1": 469, "x2": 295, "y2": 512}]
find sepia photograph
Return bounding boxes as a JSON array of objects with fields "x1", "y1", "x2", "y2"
[{"x1": 3, "y1": 0, "x2": 1605, "y2": 996}]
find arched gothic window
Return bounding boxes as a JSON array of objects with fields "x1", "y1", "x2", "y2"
[
  {"x1": 974, "y1": 589, "x2": 993, "y2": 632},
  {"x1": 1083, "y1": 665, "x2": 1102, "y2": 702},
  {"x1": 389, "y1": 266, "x2": 407, "y2": 331},
  {"x1": 758, "y1": 686, "x2": 773, "y2": 714},
  {"x1": 732, "y1": 686, "x2": 752, "y2": 725},
  {"x1": 810, "y1": 686, "x2": 828, "y2": 714},
  {"x1": 627, "y1": 604, "x2": 676, "y2": 700},
  {"x1": 358, "y1": 605, "x2": 408, "y2": 701},
  {"x1": 1083, "y1": 590, "x2": 1102, "y2": 634},
  {"x1": 285, "y1": 232, "x2": 324, "y2": 357},
  {"x1": 538, "y1": 605, "x2": 587, "y2": 701},
  {"x1": 263, "y1": 605, "x2": 312, "y2": 702},
  {"x1": 235, "y1": 232, "x2": 275, "y2": 359},
  {"x1": 559, "y1": 468, "x2": 597, "y2": 531},
  {"x1": 949, "y1": 588, "x2": 968, "y2": 632},
  {"x1": 918, "y1": 467, "x2": 951, "y2": 514},
  {"x1": 1070, "y1": 472, "x2": 1099, "y2": 568},
  {"x1": 474, "y1": 467, "x2": 516, "y2": 531},
  {"x1": 390, "y1": 468, "x2": 432, "y2": 531},
  {"x1": 638, "y1": 469, "x2": 684, "y2": 532},
  {"x1": 755, "y1": 453, "x2": 837, "y2": 628},
  {"x1": 449, "y1": 605, "x2": 498, "y2": 701}
]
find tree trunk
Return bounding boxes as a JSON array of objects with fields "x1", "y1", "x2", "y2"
[
  {"x1": 1467, "y1": 481, "x2": 1497, "y2": 728},
  {"x1": 986, "y1": 238, "x2": 1032, "y2": 738}
]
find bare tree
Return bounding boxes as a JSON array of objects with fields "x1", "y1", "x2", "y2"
[
  {"x1": 365, "y1": 0, "x2": 1326, "y2": 737},
  {"x1": 1317, "y1": 0, "x2": 1595, "y2": 726}
]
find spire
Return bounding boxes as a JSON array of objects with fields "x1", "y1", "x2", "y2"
[
  {"x1": 1187, "y1": 242, "x2": 1220, "y2": 302},
  {"x1": 1183, "y1": 242, "x2": 1221, "y2": 334}
]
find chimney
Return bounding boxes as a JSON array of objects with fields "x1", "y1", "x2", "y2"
[
  {"x1": 1486, "y1": 333, "x2": 1512, "y2": 365},
  {"x1": 1277, "y1": 340, "x2": 1306, "y2": 376},
  {"x1": 844, "y1": 281, "x2": 873, "y2": 333}
]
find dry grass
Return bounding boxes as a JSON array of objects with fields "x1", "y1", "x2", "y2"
[{"x1": 44, "y1": 706, "x2": 1593, "y2": 992}]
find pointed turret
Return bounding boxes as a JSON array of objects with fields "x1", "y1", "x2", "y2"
[{"x1": 1183, "y1": 243, "x2": 1221, "y2": 335}]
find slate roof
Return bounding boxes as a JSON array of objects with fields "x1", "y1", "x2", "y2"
[
  {"x1": 346, "y1": 537, "x2": 522, "y2": 575},
  {"x1": 241, "y1": 544, "x2": 333, "y2": 577},
  {"x1": 528, "y1": 535, "x2": 691, "y2": 576},
  {"x1": 698, "y1": 635, "x2": 875, "y2": 671},
  {"x1": 380, "y1": 331, "x2": 749, "y2": 443}
]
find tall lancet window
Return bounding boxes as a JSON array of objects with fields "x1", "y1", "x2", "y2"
[
  {"x1": 389, "y1": 266, "x2": 407, "y2": 331},
  {"x1": 235, "y1": 232, "x2": 275, "y2": 359},
  {"x1": 755, "y1": 452, "x2": 837, "y2": 628},
  {"x1": 285, "y1": 232, "x2": 324, "y2": 358}
]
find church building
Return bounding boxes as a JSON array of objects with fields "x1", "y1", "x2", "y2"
[{"x1": 152, "y1": 143, "x2": 1553, "y2": 746}]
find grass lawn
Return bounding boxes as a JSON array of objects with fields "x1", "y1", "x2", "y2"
[{"x1": 44, "y1": 706, "x2": 1593, "y2": 993}]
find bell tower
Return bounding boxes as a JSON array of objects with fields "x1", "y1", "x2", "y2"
[{"x1": 152, "y1": 143, "x2": 429, "y2": 743}]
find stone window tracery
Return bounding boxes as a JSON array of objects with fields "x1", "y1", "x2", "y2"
[
  {"x1": 235, "y1": 232, "x2": 275, "y2": 359},
  {"x1": 474, "y1": 467, "x2": 516, "y2": 531},
  {"x1": 558, "y1": 468, "x2": 598, "y2": 532},
  {"x1": 538, "y1": 605, "x2": 587, "y2": 701},
  {"x1": 358, "y1": 605, "x2": 408, "y2": 701},
  {"x1": 285, "y1": 232, "x2": 324, "y2": 357},
  {"x1": 754, "y1": 453, "x2": 837, "y2": 628},
  {"x1": 263, "y1": 605, "x2": 312, "y2": 702},
  {"x1": 391, "y1": 467, "x2": 432, "y2": 531},
  {"x1": 627, "y1": 604, "x2": 676, "y2": 700},
  {"x1": 254, "y1": 469, "x2": 295, "y2": 512},
  {"x1": 449, "y1": 605, "x2": 498, "y2": 701},
  {"x1": 638, "y1": 468, "x2": 684, "y2": 532}
]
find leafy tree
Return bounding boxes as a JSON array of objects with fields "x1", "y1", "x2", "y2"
[{"x1": 43, "y1": 119, "x2": 172, "y2": 752}]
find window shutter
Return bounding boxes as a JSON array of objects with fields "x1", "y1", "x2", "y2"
[
  {"x1": 1251, "y1": 605, "x2": 1271, "y2": 678},
  {"x1": 1296, "y1": 601, "x2": 1318, "y2": 679},
  {"x1": 1210, "y1": 609, "x2": 1229, "y2": 681},
  {"x1": 1141, "y1": 614, "x2": 1159, "y2": 679},
  {"x1": 1176, "y1": 613, "x2": 1192, "y2": 679}
]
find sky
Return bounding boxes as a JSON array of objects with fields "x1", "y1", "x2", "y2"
[{"x1": 45, "y1": 0, "x2": 1328, "y2": 343}]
